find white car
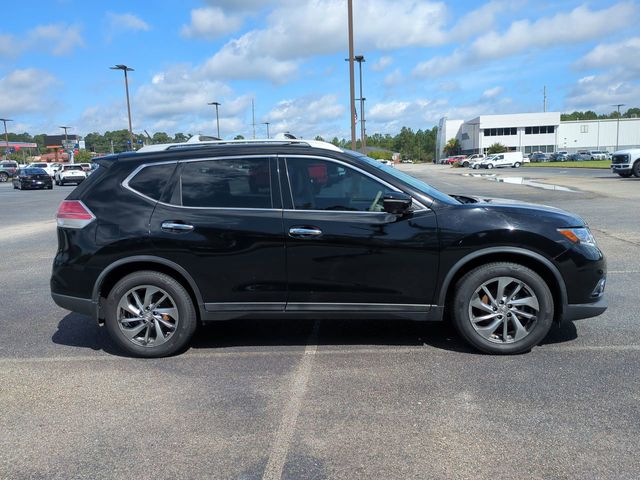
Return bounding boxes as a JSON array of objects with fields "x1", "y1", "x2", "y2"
[
  {"x1": 54, "y1": 164, "x2": 88, "y2": 186},
  {"x1": 28, "y1": 162, "x2": 57, "y2": 177},
  {"x1": 478, "y1": 152, "x2": 527, "y2": 169},
  {"x1": 465, "y1": 153, "x2": 486, "y2": 168}
]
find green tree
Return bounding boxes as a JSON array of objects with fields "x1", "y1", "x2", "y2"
[
  {"x1": 487, "y1": 143, "x2": 508, "y2": 154},
  {"x1": 152, "y1": 132, "x2": 172, "y2": 144},
  {"x1": 234, "y1": 135, "x2": 245, "y2": 140},
  {"x1": 443, "y1": 138, "x2": 460, "y2": 156},
  {"x1": 368, "y1": 150, "x2": 393, "y2": 160},
  {"x1": 74, "y1": 150, "x2": 93, "y2": 163}
]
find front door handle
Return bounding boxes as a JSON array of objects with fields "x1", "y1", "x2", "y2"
[
  {"x1": 289, "y1": 226, "x2": 322, "y2": 238},
  {"x1": 161, "y1": 221, "x2": 194, "y2": 233}
]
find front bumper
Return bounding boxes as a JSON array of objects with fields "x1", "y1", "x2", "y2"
[{"x1": 563, "y1": 296, "x2": 608, "y2": 321}]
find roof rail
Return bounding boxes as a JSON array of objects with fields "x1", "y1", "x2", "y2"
[{"x1": 136, "y1": 137, "x2": 343, "y2": 153}]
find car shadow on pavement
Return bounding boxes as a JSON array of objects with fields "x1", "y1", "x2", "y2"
[{"x1": 52, "y1": 313, "x2": 579, "y2": 356}]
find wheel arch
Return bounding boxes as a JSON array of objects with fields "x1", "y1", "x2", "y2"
[
  {"x1": 438, "y1": 247, "x2": 567, "y2": 323},
  {"x1": 93, "y1": 256, "x2": 205, "y2": 322}
]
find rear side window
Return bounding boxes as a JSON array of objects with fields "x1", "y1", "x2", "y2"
[
  {"x1": 179, "y1": 158, "x2": 272, "y2": 209},
  {"x1": 128, "y1": 163, "x2": 177, "y2": 201}
]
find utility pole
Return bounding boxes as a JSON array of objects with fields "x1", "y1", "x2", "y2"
[
  {"x1": 612, "y1": 103, "x2": 625, "y2": 151},
  {"x1": 208, "y1": 101, "x2": 221, "y2": 138},
  {"x1": 251, "y1": 98, "x2": 256, "y2": 139},
  {"x1": 347, "y1": 0, "x2": 356, "y2": 150},
  {"x1": 0, "y1": 118, "x2": 12, "y2": 158},
  {"x1": 262, "y1": 122, "x2": 270, "y2": 139},
  {"x1": 354, "y1": 55, "x2": 366, "y2": 153},
  {"x1": 110, "y1": 64, "x2": 135, "y2": 150},
  {"x1": 543, "y1": 86, "x2": 547, "y2": 112}
]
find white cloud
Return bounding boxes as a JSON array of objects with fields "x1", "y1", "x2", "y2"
[
  {"x1": 265, "y1": 94, "x2": 345, "y2": 138},
  {"x1": 482, "y1": 86, "x2": 503, "y2": 99},
  {"x1": 181, "y1": 7, "x2": 243, "y2": 39},
  {"x1": 577, "y1": 37, "x2": 640, "y2": 71},
  {"x1": 450, "y1": 0, "x2": 517, "y2": 40},
  {"x1": 414, "y1": 2, "x2": 637, "y2": 77},
  {"x1": 565, "y1": 71, "x2": 640, "y2": 111},
  {"x1": 0, "y1": 69, "x2": 58, "y2": 115},
  {"x1": 0, "y1": 23, "x2": 84, "y2": 57},
  {"x1": 371, "y1": 56, "x2": 393, "y2": 72},
  {"x1": 383, "y1": 69, "x2": 403, "y2": 87},
  {"x1": 107, "y1": 12, "x2": 150, "y2": 32}
]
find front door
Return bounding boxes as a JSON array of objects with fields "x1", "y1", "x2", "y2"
[
  {"x1": 148, "y1": 156, "x2": 286, "y2": 311},
  {"x1": 280, "y1": 155, "x2": 439, "y2": 313}
]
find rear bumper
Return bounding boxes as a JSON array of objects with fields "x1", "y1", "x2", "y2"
[
  {"x1": 563, "y1": 296, "x2": 608, "y2": 321},
  {"x1": 51, "y1": 292, "x2": 96, "y2": 319}
]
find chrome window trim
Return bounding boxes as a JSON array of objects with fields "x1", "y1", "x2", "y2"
[
  {"x1": 282, "y1": 154, "x2": 428, "y2": 211},
  {"x1": 122, "y1": 155, "x2": 279, "y2": 210}
]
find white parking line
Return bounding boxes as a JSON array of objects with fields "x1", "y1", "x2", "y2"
[{"x1": 262, "y1": 320, "x2": 320, "y2": 480}]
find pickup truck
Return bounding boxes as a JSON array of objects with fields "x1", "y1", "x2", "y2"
[{"x1": 611, "y1": 149, "x2": 640, "y2": 178}]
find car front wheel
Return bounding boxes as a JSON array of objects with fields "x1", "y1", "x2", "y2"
[
  {"x1": 513, "y1": 162, "x2": 521, "y2": 168},
  {"x1": 104, "y1": 271, "x2": 197, "y2": 358},
  {"x1": 0, "y1": 172, "x2": 8, "y2": 182},
  {"x1": 633, "y1": 161, "x2": 640, "y2": 178},
  {"x1": 452, "y1": 262, "x2": 554, "y2": 354},
  {"x1": 486, "y1": 164, "x2": 494, "y2": 169}
]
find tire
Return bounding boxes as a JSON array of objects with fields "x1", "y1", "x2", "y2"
[
  {"x1": 13, "y1": 182, "x2": 17, "y2": 189},
  {"x1": 486, "y1": 163, "x2": 494, "y2": 169},
  {"x1": 59, "y1": 180, "x2": 65, "y2": 186},
  {"x1": 618, "y1": 172, "x2": 633, "y2": 178},
  {"x1": 462, "y1": 161, "x2": 469, "y2": 168},
  {"x1": 451, "y1": 262, "x2": 554, "y2": 354},
  {"x1": 513, "y1": 162, "x2": 521, "y2": 168},
  {"x1": 633, "y1": 161, "x2": 640, "y2": 178},
  {"x1": 55, "y1": 178, "x2": 60, "y2": 185},
  {"x1": 104, "y1": 270, "x2": 197, "y2": 358},
  {"x1": 0, "y1": 172, "x2": 8, "y2": 182},
  {"x1": 473, "y1": 164, "x2": 479, "y2": 170}
]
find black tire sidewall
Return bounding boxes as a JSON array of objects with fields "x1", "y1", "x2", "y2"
[
  {"x1": 104, "y1": 271, "x2": 197, "y2": 357},
  {"x1": 452, "y1": 263, "x2": 554, "y2": 354}
]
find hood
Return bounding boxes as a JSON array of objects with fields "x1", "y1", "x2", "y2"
[{"x1": 450, "y1": 194, "x2": 586, "y2": 227}]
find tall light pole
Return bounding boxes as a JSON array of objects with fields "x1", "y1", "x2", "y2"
[
  {"x1": 612, "y1": 103, "x2": 625, "y2": 152},
  {"x1": 347, "y1": 0, "x2": 356, "y2": 150},
  {"x1": 59, "y1": 125, "x2": 71, "y2": 143},
  {"x1": 110, "y1": 64, "x2": 135, "y2": 150},
  {"x1": 0, "y1": 118, "x2": 12, "y2": 158},
  {"x1": 354, "y1": 55, "x2": 366, "y2": 153},
  {"x1": 208, "y1": 101, "x2": 221, "y2": 138},
  {"x1": 262, "y1": 122, "x2": 270, "y2": 139}
]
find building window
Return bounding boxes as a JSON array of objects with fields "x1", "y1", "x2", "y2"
[
  {"x1": 525, "y1": 127, "x2": 532, "y2": 134},
  {"x1": 484, "y1": 129, "x2": 489, "y2": 136},
  {"x1": 580, "y1": 125, "x2": 588, "y2": 133},
  {"x1": 511, "y1": 127, "x2": 517, "y2": 135},
  {"x1": 548, "y1": 126, "x2": 555, "y2": 133},
  {"x1": 497, "y1": 128, "x2": 503, "y2": 135}
]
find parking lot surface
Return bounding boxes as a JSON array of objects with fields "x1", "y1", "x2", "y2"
[{"x1": 1, "y1": 166, "x2": 638, "y2": 479}]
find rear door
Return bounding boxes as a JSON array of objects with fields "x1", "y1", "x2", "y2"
[{"x1": 147, "y1": 156, "x2": 287, "y2": 311}]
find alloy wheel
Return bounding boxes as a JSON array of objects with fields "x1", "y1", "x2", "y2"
[
  {"x1": 468, "y1": 276, "x2": 539, "y2": 344},
  {"x1": 116, "y1": 285, "x2": 179, "y2": 347}
]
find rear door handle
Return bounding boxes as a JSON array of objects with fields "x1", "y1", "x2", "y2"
[
  {"x1": 289, "y1": 227, "x2": 322, "y2": 238},
  {"x1": 161, "y1": 222, "x2": 194, "y2": 233}
]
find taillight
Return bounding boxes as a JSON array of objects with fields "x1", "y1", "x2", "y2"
[{"x1": 56, "y1": 200, "x2": 96, "y2": 229}]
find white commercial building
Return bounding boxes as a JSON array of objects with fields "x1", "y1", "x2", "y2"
[{"x1": 437, "y1": 112, "x2": 640, "y2": 159}]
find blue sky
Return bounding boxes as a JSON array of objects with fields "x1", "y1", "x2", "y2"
[{"x1": 1, "y1": 0, "x2": 639, "y2": 140}]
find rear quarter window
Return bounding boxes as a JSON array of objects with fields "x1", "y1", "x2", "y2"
[{"x1": 127, "y1": 163, "x2": 177, "y2": 201}]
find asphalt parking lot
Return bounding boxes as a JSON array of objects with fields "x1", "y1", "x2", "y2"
[{"x1": 1, "y1": 166, "x2": 639, "y2": 480}]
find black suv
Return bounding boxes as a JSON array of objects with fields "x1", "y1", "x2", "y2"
[{"x1": 51, "y1": 139, "x2": 607, "y2": 357}]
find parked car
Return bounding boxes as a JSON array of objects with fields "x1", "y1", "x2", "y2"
[
  {"x1": 0, "y1": 161, "x2": 19, "y2": 182},
  {"x1": 28, "y1": 162, "x2": 58, "y2": 177},
  {"x1": 463, "y1": 154, "x2": 485, "y2": 168},
  {"x1": 51, "y1": 137, "x2": 607, "y2": 357},
  {"x1": 611, "y1": 149, "x2": 640, "y2": 177},
  {"x1": 79, "y1": 163, "x2": 92, "y2": 172},
  {"x1": 12, "y1": 167, "x2": 53, "y2": 190},
  {"x1": 552, "y1": 152, "x2": 569, "y2": 162},
  {"x1": 588, "y1": 150, "x2": 608, "y2": 160},
  {"x1": 570, "y1": 151, "x2": 592, "y2": 161},
  {"x1": 529, "y1": 153, "x2": 548, "y2": 162},
  {"x1": 54, "y1": 164, "x2": 87, "y2": 186},
  {"x1": 478, "y1": 152, "x2": 527, "y2": 169}
]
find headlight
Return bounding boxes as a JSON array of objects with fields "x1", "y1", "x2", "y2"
[{"x1": 557, "y1": 227, "x2": 597, "y2": 247}]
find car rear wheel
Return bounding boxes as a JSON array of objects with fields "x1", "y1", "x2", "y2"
[
  {"x1": 104, "y1": 271, "x2": 197, "y2": 358},
  {"x1": 0, "y1": 172, "x2": 8, "y2": 182},
  {"x1": 452, "y1": 262, "x2": 554, "y2": 354},
  {"x1": 486, "y1": 164, "x2": 494, "y2": 169},
  {"x1": 513, "y1": 162, "x2": 521, "y2": 168}
]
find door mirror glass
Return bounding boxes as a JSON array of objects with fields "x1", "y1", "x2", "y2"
[{"x1": 382, "y1": 192, "x2": 412, "y2": 214}]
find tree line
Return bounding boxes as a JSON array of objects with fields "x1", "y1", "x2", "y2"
[
  {"x1": 4, "y1": 125, "x2": 440, "y2": 163},
  {"x1": 561, "y1": 107, "x2": 640, "y2": 121}
]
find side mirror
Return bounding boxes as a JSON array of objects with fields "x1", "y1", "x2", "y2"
[{"x1": 382, "y1": 192, "x2": 412, "y2": 215}]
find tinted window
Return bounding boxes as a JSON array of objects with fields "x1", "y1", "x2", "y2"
[
  {"x1": 64, "y1": 165, "x2": 83, "y2": 171},
  {"x1": 180, "y1": 158, "x2": 271, "y2": 209},
  {"x1": 287, "y1": 157, "x2": 394, "y2": 212},
  {"x1": 129, "y1": 163, "x2": 176, "y2": 201},
  {"x1": 23, "y1": 168, "x2": 47, "y2": 175}
]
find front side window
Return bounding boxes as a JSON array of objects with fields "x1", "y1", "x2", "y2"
[
  {"x1": 286, "y1": 157, "x2": 394, "y2": 212},
  {"x1": 180, "y1": 157, "x2": 272, "y2": 209}
]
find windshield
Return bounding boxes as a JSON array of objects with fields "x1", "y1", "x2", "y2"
[
  {"x1": 344, "y1": 150, "x2": 459, "y2": 204},
  {"x1": 64, "y1": 165, "x2": 83, "y2": 170},
  {"x1": 22, "y1": 168, "x2": 47, "y2": 175}
]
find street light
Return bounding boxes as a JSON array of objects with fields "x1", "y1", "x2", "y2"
[
  {"x1": 0, "y1": 118, "x2": 12, "y2": 158},
  {"x1": 262, "y1": 122, "x2": 270, "y2": 139},
  {"x1": 59, "y1": 125, "x2": 72, "y2": 162},
  {"x1": 611, "y1": 103, "x2": 625, "y2": 152},
  {"x1": 208, "y1": 101, "x2": 221, "y2": 138},
  {"x1": 110, "y1": 64, "x2": 135, "y2": 150},
  {"x1": 347, "y1": 0, "x2": 356, "y2": 150},
  {"x1": 59, "y1": 125, "x2": 71, "y2": 143},
  {"x1": 345, "y1": 55, "x2": 367, "y2": 153}
]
